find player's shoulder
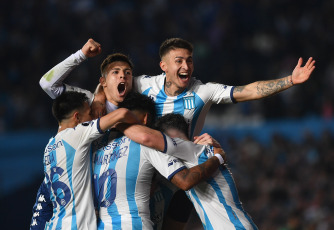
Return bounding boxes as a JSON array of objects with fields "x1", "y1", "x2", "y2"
[{"x1": 135, "y1": 73, "x2": 165, "y2": 84}]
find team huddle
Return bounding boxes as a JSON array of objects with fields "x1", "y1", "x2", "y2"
[{"x1": 30, "y1": 38, "x2": 315, "y2": 230}]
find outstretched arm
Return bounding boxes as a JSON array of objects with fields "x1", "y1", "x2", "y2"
[{"x1": 233, "y1": 57, "x2": 316, "y2": 102}]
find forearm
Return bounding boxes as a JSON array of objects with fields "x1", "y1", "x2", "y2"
[
  {"x1": 117, "y1": 124, "x2": 165, "y2": 152},
  {"x1": 99, "y1": 108, "x2": 139, "y2": 132},
  {"x1": 39, "y1": 50, "x2": 87, "y2": 99},
  {"x1": 234, "y1": 75, "x2": 293, "y2": 102},
  {"x1": 171, "y1": 156, "x2": 220, "y2": 191}
]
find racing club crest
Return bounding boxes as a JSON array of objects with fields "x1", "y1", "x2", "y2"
[{"x1": 183, "y1": 96, "x2": 195, "y2": 110}]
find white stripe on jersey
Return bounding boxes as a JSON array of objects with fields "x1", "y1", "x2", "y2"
[
  {"x1": 93, "y1": 134, "x2": 187, "y2": 230},
  {"x1": 43, "y1": 119, "x2": 103, "y2": 230},
  {"x1": 134, "y1": 73, "x2": 235, "y2": 138}
]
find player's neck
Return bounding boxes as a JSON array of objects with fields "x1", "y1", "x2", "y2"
[
  {"x1": 164, "y1": 82, "x2": 185, "y2": 97},
  {"x1": 58, "y1": 120, "x2": 77, "y2": 133}
]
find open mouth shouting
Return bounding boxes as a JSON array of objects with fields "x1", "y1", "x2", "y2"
[
  {"x1": 178, "y1": 72, "x2": 190, "y2": 82},
  {"x1": 117, "y1": 82, "x2": 127, "y2": 96}
]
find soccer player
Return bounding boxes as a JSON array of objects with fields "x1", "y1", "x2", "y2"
[
  {"x1": 39, "y1": 91, "x2": 139, "y2": 230},
  {"x1": 32, "y1": 39, "x2": 137, "y2": 229},
  {"x1": 134, "y1": 38, "x2": 316, "y2": 139},
  {"x1": 93, "y1": 92, "x2": 226, "y2": 230},
  {"x1": 122, "y1": 113, "x2": 258, "y2": 229}
]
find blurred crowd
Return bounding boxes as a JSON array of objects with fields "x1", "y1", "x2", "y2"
[
  {"x1": 1, "y1": 0, "x2": 334, "y2": 132},
  {"x1": 223, "y1": 129, "x2": 334, "y2": 229}
]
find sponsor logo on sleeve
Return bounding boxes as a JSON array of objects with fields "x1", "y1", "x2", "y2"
[{"x1": 168, "y1": 158, "x2": 180, "y2": 167}]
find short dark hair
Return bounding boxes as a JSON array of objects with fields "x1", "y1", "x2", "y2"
[
  {"x1": 154, "y1": 113, "x2": 189, "y2": 139},
  {"x1": 100, "y1": 53, "x2": 134, "y2": 77},
  {"x1": 118, "y1": 92, "x2": 157, "y2": 128},
  {"x1": 159, "y1": 38, "x2": 193, "y2": 59},
  {"x1": 52, "y1": 91, "x2": 88, "y2": 123}
]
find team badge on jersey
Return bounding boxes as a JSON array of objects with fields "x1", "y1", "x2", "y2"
[{"x1": 183, "y1": 96, "x2": 195, "y2": 110}]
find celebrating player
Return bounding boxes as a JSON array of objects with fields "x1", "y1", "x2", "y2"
[
  {"x1": 40, "y1": 91, "x2": 140, "y2": 230},
  {"x1": 156, "y1": 113, "x2": 258, "y2": 229},
  {"x1": 93, "y1": 92, "x2": 226, "y2": 229},
  {"x1": 134, "y1": 38, "x2": 316, "y2": 139}
]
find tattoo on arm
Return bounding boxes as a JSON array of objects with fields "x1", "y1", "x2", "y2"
[
  {"x1": 256, "y1": 78, "x2": 289, "y2": 97},
  {"x1": 234, "y1": 86, "x2": 245, "y2": 93},
  {"x1": 172, "y1": 157, "x2": 219, "y2": 190}
]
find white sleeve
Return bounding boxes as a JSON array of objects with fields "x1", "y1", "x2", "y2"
[
  {"x1": 163, "y1": 134, "x2": 207, "y2": 165},
  {"x1": 205, "y1": 82, "x2": 236, "y2": 104},
  {"x1": 143, "y1": 146, "x2": 187, "y2": 181},
  {"x1": 63, "y1": 84, "x2": 94, "y2": 106},
  {"x1": 39, "y1": 50, "x2": 87, "y2": 99},
  {"x1": 65, "y1": 118, "x2": 104, "y2": 148}
]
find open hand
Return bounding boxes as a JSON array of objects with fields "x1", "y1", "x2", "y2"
[{"x1": 291, "y1": 57, "x2": 315, "y2": 84}]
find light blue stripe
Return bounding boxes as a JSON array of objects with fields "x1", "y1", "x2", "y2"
[
  {"x1": 190, "y1": 92, "x2": 204, "y2": 139},
  {"x1": 107, "y1": 137, "x2": 123, "y2": 229},
  {"x1": 52, "y1": 139, "x2": 66, "y2": 230},
  {"x1": 220, "y1": 167, "x2": 258, "y2": 229},
  {"x1": 154, "y1": 89, "x2": 167, "y2": 117},
  {"x1": 63, "y1": 140, "x2": 77, "y2": 230},
  {"x1": 189, "y1": 188, "x2": 214, "y2": 230},
  {"x1": 126, "y1": 141, "x2": 142, "y2": 229},
  {"x1": 142, "y1": 87, "x2": 152, "y2": 97},
  {"x1": 173, "y1": 92, "x2": 186, "y2": 117},
  {"x1": 198, "y1": 154, "x2": 246, "y2": 229}
]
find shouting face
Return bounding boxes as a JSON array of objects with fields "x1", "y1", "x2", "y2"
[
  {"x1": 160, "y1": 48, "x2": 194, "y2": 96},
  {"x1": 99, "y1": 61, "x2": 133, "y2": 106}
]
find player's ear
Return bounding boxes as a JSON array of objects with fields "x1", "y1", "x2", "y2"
[
  {"x1": 143, "y1": 113, "x2": 149, "y2": 125},
  {"x1": 73, "y1": 111, "x2": 80, "y2": 123},
  {"x1": 99, "y1": 76, "x2": 106, "y2": 87},
  {"x1": 160, "y1": 61, "x2": 167, "y2": 72}
]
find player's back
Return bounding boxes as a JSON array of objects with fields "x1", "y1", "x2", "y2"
[
  {"x1": 43, "y1": 120, "x2": 102, "y2": 230},
  {"x1": 93, "y1": 133, "x2": 187, "y2": 230},
  {"x1": 93, "y1": 135, "x2": 155, "y2": 230},
  {"x1": 185, "y1": 155, "x2": 258, "y2": 230}
]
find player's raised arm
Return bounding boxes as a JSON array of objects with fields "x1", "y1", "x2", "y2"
[
  {"x1": 232, "y1": 57, "x2": 316, "y2": 102},
  {"x1": 39, "y1": 38, "x2": 101, "y2": 99},
  {"x1": 81, "y1": 38, "x2": 101, "y2": 58}
]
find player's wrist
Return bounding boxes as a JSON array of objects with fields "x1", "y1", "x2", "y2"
[
  {"x1": 214, "y1": 153, "x2": 225, "y2": 165},
  {"x1": 289, "y1": 75, "x2": 294, "y2": 86}
]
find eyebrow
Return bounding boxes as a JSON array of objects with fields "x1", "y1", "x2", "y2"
[
  {"x1": 110, "y1": 67, "x2": 132, "y2": 71},
  {"x1": 174, "y1": 56, "x2": 193, "y2": 59}
]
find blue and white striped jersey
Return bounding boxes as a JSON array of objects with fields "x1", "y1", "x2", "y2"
[
  {"x1": 43, "y1": 119, "x2": 104, "y2": 230},
  {"x1": 92, "y1": 133, "x2": 194, "y2": 230},
  {"x1": 164, "y1": 136, "x2": 258, "y2": 230},
  {"x1": 134, "y1": 73, "x2": 235, "y2": 139}
]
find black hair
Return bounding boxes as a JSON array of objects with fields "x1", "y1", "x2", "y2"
[
  {"x1": 100, "y1": 53, "x2": 134, "y2": 77},
  {"x1": 118, "y1": 92, "x2": 157, "y2": 128},
  {"x1": 159, "y1": 38, "x2": 193, "y2": 59},
  {"x1": 154, "y1": 113, "x2": 189, "y2": 139},
  {"x1": 52, "y1": 91, "x2": 88, "y2": 123}
]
